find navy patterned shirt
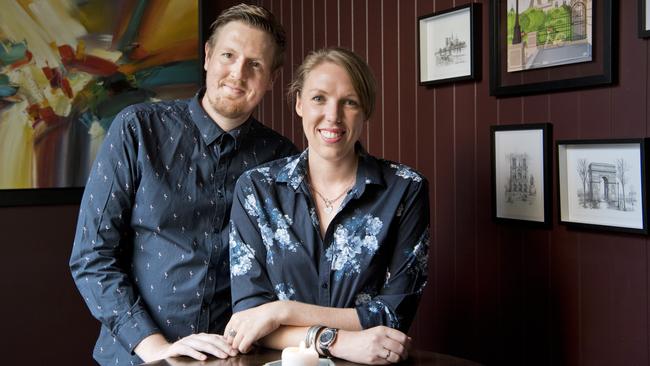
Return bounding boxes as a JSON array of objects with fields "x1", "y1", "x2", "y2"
[
  {"x1": 69, "y1": 90, "x2": 297, "y2": 366},
  {"x1": 229, "y1": 146, "x2": 430, "y2": 332}
]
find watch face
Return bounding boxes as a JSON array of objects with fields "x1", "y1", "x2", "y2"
[{"x1": 319, "y1": 329, "x2": 335, "y2": 345}]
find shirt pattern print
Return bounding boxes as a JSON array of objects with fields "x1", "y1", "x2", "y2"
[
  {"x1": 229, "y1": 146, "x2": 430, "y2": 332},
  {"x1": 69, "y1": 90, "x2": 297, "y2": 366}
]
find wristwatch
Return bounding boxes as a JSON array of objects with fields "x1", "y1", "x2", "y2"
[{"x1": 317, "y1": 327, "x2": 338, "y2": 357}]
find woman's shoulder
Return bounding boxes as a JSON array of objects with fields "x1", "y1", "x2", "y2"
[
  {"x1": 237, "y1": 153, "x2": 302, "y2": 188},
  {"x1": 371, "y1": 156, "x2": 428, "y2": 185}
]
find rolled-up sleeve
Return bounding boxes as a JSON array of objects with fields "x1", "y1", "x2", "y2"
[
  {"x1": 69, "y1": 108, "x2": 159, "y2": 353},
  {"x1": 356, "y1": 179, "x2": 430, "y2": 332},
  {"x1": 229, "y1": 175, "x2": 277, "y2": 313}
]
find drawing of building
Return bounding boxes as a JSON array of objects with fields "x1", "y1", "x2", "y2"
[{"x1": 505, "y1": 154, "x2": 536, "y2": 203}]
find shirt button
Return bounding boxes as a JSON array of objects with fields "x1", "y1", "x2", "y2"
[
  {"x1": 217, "y1": 189, "x2": 224, "y2": 198},
  {"x1": 321, "y1": 283, "x2": 328, "y2": 289}
]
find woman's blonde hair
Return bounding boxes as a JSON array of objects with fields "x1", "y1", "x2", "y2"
[{"x1": 287, "y1": 47, "x2": 377, "y2": 119}]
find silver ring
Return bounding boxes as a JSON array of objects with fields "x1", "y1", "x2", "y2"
[{"x1": 228, "y1": 328, "x2": 237, "y2": 337}]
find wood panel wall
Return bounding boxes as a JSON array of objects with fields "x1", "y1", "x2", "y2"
[
  {"x1": 1, "y1": 1, "x2": 648, "y2": 365},
  {"x1": 214, "y1": 1, "x2": 650, "y2": 365}
]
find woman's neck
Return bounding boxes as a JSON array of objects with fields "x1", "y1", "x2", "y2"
[{"x1": 307, "y1": 151, "x2": 358, "y2": 188}]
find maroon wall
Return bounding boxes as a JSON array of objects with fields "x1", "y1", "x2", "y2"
[{"x1": 1, "y1": 1, "x2": 648, "y2": 365}]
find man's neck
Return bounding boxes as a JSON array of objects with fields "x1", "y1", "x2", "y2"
[{"x1": 201, "y1": 96, "x2": 250, "y2": 132}]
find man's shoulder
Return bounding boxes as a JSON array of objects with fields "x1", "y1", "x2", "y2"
[
  {"x1": 247, "y1": 119, "x2": 295, "y2": 147},
  {"x1": 117, "y1": 99, "x2": 190, "y2": 121}
]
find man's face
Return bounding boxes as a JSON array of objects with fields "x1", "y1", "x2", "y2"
[{"x1": 202, "y1": 21, "x2": 276, "y2": 126}]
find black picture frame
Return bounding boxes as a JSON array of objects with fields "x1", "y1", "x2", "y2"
[
  {"x1": 489, "y1": 0, "x2": 616, "y2": 97},
  {"x1": 557, "y1": 138, "x2": 648, "y2": 235},
  {"x1": 418, "y1": 3, "x2": 480, "y2": 86},
  {"x1": 0, "y1": 0, "x2": 203, "y2": 207},
  {"x1": 490, "y1": 123, "x2": 552, "y2": 226},
  {"x1": 640, "y1": 0, "x2": 650, "y2": 38}
]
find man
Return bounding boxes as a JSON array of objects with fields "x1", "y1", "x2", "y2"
[{"x1": 69, "y1": 4, "x2": 297, "y2": 365}]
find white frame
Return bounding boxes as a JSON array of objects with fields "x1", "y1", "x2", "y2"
[
  {"x1": 558, "y1": 139, "x2": 648, "y2": 234},
  {"x1": 418, "y1": 3, "x2": 478, "y2": 86},
  {"x1": 491, "y1": 123, "x2": 551, "y2": 226}
]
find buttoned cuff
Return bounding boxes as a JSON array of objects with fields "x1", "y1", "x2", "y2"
[
  {"x1": 355, "y1": 299, "x2": 400, "y2": 330},
  {"x1": 113, "y1": 307, "x2": 161, "y2": 354}
]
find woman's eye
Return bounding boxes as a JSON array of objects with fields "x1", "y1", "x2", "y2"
[{"x1": 312, "y1": 95, "x2": 324, "y2": 102}]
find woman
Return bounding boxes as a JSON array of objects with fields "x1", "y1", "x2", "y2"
[{"x1": 226, "y1": 47, "x2": 430, "y2": 365}]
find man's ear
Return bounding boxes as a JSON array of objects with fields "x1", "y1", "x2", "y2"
[
  {"x1": 267, "y1": 69, "x2": 280, "y2": 91},
  {"x1": 204, "y1": 43, "x2": 212, "y2": 71},
  {"x1": 295, "y1": 93, "x2": 303, "y2": 117}
]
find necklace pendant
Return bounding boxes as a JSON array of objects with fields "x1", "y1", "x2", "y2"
[{"x1": 324, "y1": 204, "x2": 333, "y2": 214}]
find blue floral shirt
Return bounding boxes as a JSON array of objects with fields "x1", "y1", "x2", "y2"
[
  {"x1": 69, "y1": 90, "x2": 297, "y2": 366},
  {"x1": 229, "y1": 146, "x2": 430, "y2": 332}
]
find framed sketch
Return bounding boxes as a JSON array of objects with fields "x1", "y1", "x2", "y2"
[
  {"x1": 640, "y1": 0, "x2": 650, "y2": 38},
  {"x1": 491, "y1": 123, "x2": 552, "y2": 226},
  {"x1": 0, "y1": 0, "x2": 202, "y2": 206},
  {"x1": 557, "y1": 139, "x2": 648, "y2": 234},
  {"x1": 490, "y1": 0, "x2": 615, "y2": 97},
  {"x1": 418, "y1": 3, "x2": 480, "y2": 86}
]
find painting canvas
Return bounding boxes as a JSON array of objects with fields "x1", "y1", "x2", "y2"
[
  {"x1": 418, "y1": 4, "x2": 478, "y2": 85},
  {"x1": 558, "y1": 140, "x2": 647, "y2": 233},
  {"x1": 506, "y1": 0, "x2": 592, "y2": 72},
  {"x1": 0, "y1": 0, "x2": 200, "y2": 199},
  {"x1": 491, "y1": 123, "x2": 551, "y2": 225}
]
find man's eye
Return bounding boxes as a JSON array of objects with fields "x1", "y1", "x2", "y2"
[
  {"x1": 221, "y1": 52, "x2": 232, "y2": 58},
  {"x1": 250, "y1": 61, "x2": 261, "y2": 68}
]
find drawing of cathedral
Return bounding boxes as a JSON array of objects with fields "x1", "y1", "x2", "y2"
[{"x1": 505, "y1": 154, "x2": 537, "y2": 203}]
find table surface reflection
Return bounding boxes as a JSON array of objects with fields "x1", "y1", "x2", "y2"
[{"x1": 143, "y1": 348, "x2": 483, "y2": 366}]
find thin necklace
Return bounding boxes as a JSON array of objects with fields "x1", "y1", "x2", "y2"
[{"x1": 308, "y1": 175, "x2": 355, "y2": 214}]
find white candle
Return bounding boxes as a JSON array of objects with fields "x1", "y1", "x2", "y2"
[{"x1": 281, "y1": 340, "x2": 319, "y2": 366}]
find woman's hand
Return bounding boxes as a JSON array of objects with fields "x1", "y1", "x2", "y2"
[
  {"x1": 329, "y1": 326, "x2": 411, "y2": 364},
  {"x1": 225, "y1": 302, "x2": 284, "y2": 353}
]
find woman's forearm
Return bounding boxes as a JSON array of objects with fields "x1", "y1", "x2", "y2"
[
  {"x1": 258, "y1": 325, "x2": 309, "y2": 350},
  {"x1": 275, "y1": 301, "x2": 362, "y2": 331}
]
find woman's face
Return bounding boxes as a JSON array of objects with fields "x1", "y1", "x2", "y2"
[{"x1": 296, "y1": 61, "x2": 366, "y2": 164}]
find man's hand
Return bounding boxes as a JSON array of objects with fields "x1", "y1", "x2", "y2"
[
  {"x1": 224, "y1": 302, "x2": 283, "y2": 353},
  {"x1": 135, "y1": 333, "x2": 238, "y2": 362},
  {"x1": 329, "y1": 326, "x2": 411, "y2": 365}
]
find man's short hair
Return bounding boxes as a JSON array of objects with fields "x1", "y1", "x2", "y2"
[{"x1": 208, "y1": 3, "x2": 286, "y2": 72}]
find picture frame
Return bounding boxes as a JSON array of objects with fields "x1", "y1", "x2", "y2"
[
  {"x1": 639, "y1": 0, "x2": 650, "y2": 38},
  {"x1": 557, "y1": 139, "x2": 648, "y2": 234},
  {"x1": 0, "y1": 0, "x2": 203, "y2": 207},
  {"x1": 489, "y1": 0, "x2": 615, "y2": 97},
  {"x1": 490, "y1": 123, "x2": 552, "y2": 226},
  {"x1": 418, "y1": 3, "x2": 480, "y2": 86}
]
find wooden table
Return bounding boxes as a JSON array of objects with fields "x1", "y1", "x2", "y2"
[{"x1": 144, "y1": 348, "x2": 482, "y2": 366}]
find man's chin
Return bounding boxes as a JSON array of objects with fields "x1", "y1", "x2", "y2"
[{"x1": 210, "y1": 101, "x2": 247, "y2": 120}]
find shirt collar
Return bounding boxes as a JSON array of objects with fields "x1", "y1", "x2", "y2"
[
  {"x1": 188, "y1": 88, "x2": 252, "y2": 148},
  {"x1": 277, "y1": 142, "x2": 386, "y2": 194}
]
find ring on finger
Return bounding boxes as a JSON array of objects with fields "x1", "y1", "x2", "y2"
[
  {"x1": 385, "y1": 350, "x2": 392, "y2": 359},
  {"x1": 228, "y1": 328, "x2": 237, "y2": 338}
]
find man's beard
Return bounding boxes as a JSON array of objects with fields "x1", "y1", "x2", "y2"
[{"x1": 209, "y1": 95, "x2": 246, "y2": 119}]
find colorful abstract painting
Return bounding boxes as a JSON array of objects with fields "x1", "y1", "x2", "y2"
[{"x1": 0, "y1": 0, "x2": 200, "y2": 192}]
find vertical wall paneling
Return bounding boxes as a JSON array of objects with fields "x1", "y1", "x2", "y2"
[{"x1": 4, "y1": 1, "x2": 650, "y2": 365}]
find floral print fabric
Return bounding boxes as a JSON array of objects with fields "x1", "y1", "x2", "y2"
[{"x1": 229, "y1": 145, "x2": 430, "y2": 331}]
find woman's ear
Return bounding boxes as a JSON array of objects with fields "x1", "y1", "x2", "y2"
[{"x1": 295, "y1": 93, "x2": 303, "y2": 118}]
